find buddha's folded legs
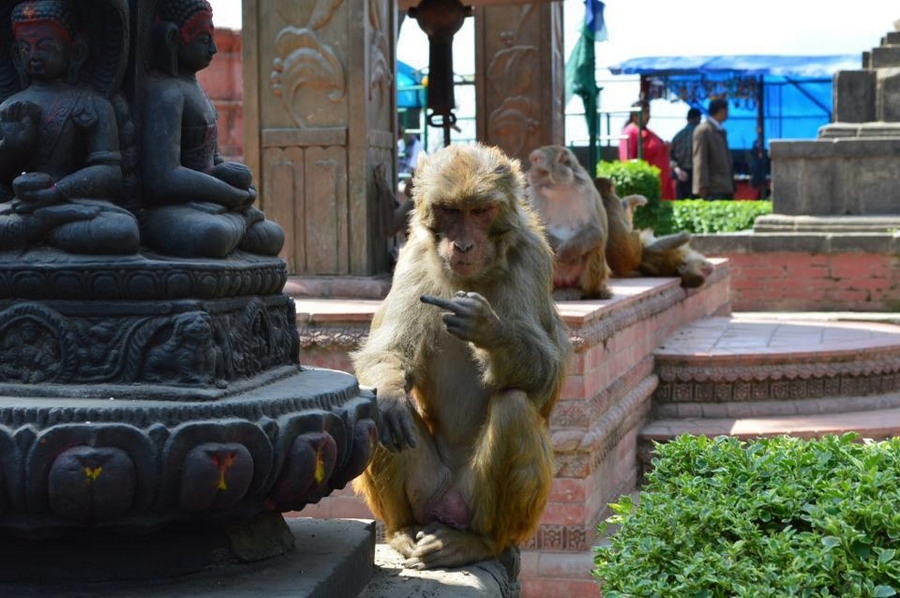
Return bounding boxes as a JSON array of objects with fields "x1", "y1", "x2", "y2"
[{"x1": 140, "y1": 204, "x2": 247, "y2": 258}]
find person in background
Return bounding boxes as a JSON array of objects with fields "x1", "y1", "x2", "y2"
[
  {"x1": 398, "y1": 128, "x2": 423, "y2": 178},
  {"x1": 669, "y1": 107, "x2": 702, "y2": 199},
  {"x1": 619, "y1": 101, "x2": 674, "y2": 200},
  {"x1": 692, "y1": 98, "x2": 734, "y2": 200}
]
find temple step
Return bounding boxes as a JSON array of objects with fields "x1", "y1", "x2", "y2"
[{"x1": 641, "y1": 313, "x2": 900, "y2": 456}]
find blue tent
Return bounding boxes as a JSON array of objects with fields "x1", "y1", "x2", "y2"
[
  {"x1": 397, "y1": 60, "x2": 425, "y2": 109},
  {"x1": 609, "y1": 54, "x2": 860, "y2": 149}
]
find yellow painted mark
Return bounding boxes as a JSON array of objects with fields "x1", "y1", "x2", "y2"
[
  {"x1": 84, "y1": 466, "x2": 103, "y2": 481},
  {"x1": 314, "y1": 449, "x2": 325, "y2": 484},
  {"x1": 213, "y1": 453, "x2": 237, "y2": 491}
]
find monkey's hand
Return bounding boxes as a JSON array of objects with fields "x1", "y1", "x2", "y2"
[
  {"x1": 420, "y1": 292, "x2": 502, "y2": 349},
  {"x1": 377, "y1": 389, "x2": 418, "y2": 452}
]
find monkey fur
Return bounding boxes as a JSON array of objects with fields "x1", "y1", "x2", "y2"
[
  {"x1": 525, "y1": 145, "x2": 612, "y2": 300},
  {"x1": 352, "y1": 144, "x2": 570, "y2": 570},
  {"x1": 595, "y1": 176, "x2": 645, "y2": 277},
  {"x1": 594, "y1": 176, "x2": 713, "y2": 288},
  {"x1": 639, "y1": 229, "x2": 714, "y2": 288}
]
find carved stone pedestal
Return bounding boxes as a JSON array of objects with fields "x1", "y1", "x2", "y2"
[
  {"x1": 0, "y1": 253, "x2": 379, "y2": 583},
  {"x1": 765, "y1": 22, "x2": 900, "y2": 223}
]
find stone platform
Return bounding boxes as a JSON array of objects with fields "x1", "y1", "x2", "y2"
[
  {"x1": 642, "y1": 313, "x2": 900, "y2": 460},
  {"x1": 0, "y1": 518, "x2": 375, "y2": 598}
]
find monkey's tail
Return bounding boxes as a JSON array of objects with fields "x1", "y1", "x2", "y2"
[{"x1": 470, "y1": 390, "x2": 553, "y2": 550}]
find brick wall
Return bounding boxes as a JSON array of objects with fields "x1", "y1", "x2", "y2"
[
  {"x1": 197, "y1": 28, "x2": 244, "y2": 162},
  {"x1": 693, "y1": 233, "x2": 900, "y2": 312}
]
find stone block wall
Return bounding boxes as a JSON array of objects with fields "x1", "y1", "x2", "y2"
[
  {"x1": 291, "y1": 262, "x2": 731, "y2": 598},
  {"x1": 693, "y1": 233, "x2": 900, "y2": 312}
]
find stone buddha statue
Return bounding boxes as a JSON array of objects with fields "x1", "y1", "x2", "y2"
[
  {"x1": 0, "y1": 0, "x2": 140, "y2": 254},
  {"x1": 139, "y1": 0, "x2": 284, "y2": 259}
]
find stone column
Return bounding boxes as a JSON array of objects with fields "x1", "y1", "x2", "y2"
[
  {"x1": 242, "y1": 0, "x2": 397, "y2": 276},
  {"x1": 474, "y1": 2, "x2": 565, "y2": 166}
]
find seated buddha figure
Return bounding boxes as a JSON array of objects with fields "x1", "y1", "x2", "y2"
[
  {"x1": 0, "y1": 0, "x2": 139, "y2": 255},
  {"x1": 140, "y1": 0, "x2": 284, "y2": 259}
]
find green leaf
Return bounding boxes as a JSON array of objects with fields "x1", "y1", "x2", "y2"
[
  {"x1": 821, "y1": 536, "x2": 841, "y2": 550},
  {"x1": 874, "y1": 586, "x2": 896, "y2": 597}
]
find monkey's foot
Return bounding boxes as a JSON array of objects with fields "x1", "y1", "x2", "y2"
[
  {"x1": 388, "y1": 526, "x2": 422, "y2": 558},
  {"x1": 403, "y1": 523, "x2": 495, "y2": 570},
  {"x1": 551, "y1": 287, "x2": 583, "y2": 301}
]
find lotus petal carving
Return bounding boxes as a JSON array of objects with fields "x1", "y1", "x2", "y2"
[
  {"x1": 487, "y1": 46, "x2": 537, "y2": 97},
  {"x1": 488, "y1": 96, "x2": 538, "y2": 158},
  {"x1": 272, "y1": 27, "x2": 346, "y2": 126}
]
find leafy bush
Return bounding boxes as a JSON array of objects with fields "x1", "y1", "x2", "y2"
[
  {"x1": 663, "y1": 200, "x2": 773, "y2": 235},
  {"x1": 594, "y1": 434, "x2": 900, "y2": 597},
  {"x1": 595, "y1": 160, "x2": 772, "y2": 234},
  {"x1": 596, "y1": 160, "x2": 664, "y2": 231}
]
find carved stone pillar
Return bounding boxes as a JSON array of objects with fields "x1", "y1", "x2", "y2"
[
  {"x1": 474, "y1": 2, "x2": 565, "y2": 165},
  {"x1": 242, "y1": 0, "x2": 396, "y2": 276}
]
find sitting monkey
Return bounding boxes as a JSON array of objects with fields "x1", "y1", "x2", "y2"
[
  {"x1": 353, "y1": 144, "x2": 570, "y2": 569},
  {"x1": 525, "y1": 145, "x2": 611, "y2": 300}
]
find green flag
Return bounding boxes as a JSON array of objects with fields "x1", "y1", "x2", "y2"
[{"x1": 565, "y1": 1, "x2": 607, "y2": 170}]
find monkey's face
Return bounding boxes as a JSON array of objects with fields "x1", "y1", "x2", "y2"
[
  {"x1": 528, "y1": 146, "x2": 575, "y2": 187},
  {"x1": 678, "y1": 259, "x2": 714, "y2": 288},
  {"x1": 434, "y1": 203, "x2": 499, "y2": 280}
]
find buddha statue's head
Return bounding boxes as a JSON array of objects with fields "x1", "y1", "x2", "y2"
[
  {"x1": 153, "y1": 0, "x2": 216, "y2": 76},
  {"x1": 11, "y1": 0, "x2": 85, "y2": 84}
]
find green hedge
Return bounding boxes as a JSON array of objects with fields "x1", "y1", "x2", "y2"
[
  {"x1": 594, "y1": 434, "x2": 900, "y2": 597},
  {"x1": 664, "y1": 199, "x2": 773, "y2": 235},
  {"x1": 595, "y1": 160, "x2": 772, "y2": 235},
  {"x1": 596, "y1": 160, "x2": 661, "y2": 231}
]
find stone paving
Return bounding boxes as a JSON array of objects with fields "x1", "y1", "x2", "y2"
[{"x1": 644, "y1": 312, "x2": 900, "y2": 442}]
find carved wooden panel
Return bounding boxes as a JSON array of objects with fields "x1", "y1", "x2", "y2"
[
  {"x1": 305, "y1": 147, "x2": 349, "y2": 274},
  {"x1": 244, "y1": 0, "x2": 395, "y2": 276},
  {"x1": 264, "y1": 146, "x2": 304, "y2": 272},
  {"x1": 475, "y1": 2, "x2": 564, "y2": 165}
]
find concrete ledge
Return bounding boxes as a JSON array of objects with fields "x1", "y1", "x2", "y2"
[
  {"x1": 642, "y1": 406, "x2": 900, "y2": 442},
  {"x1": 361, "y1": 544, "x2": 519, "y2": 598},
  {"x1": 692, "y1": 230, "x2": 900, "y2": 254},
  {"x1": 770, "y1": 136, "x2": 900, "y2": 157},
  {"x1": 753, "y1": 214, "x2": 900, "y2": 235},
  {"x1": 286, "y1": 275, "x2": 392, "y2": 299}
]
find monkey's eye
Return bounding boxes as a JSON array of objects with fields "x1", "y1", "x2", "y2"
[
  {"x1": 471, "y1": 207, "x2": 490, "y2": 216},
  {"x1": 436, "y1": 205, "x2": 459, "y2": 216}
]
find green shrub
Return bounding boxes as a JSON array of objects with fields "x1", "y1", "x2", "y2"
[
  {"x1": 594, "y1": 434, "x2": 900, "y2": 597},
  {"x1": 663, "y1": 200, "x2": 773, "y2": 235},
  {"x1": 595, "y1": 160, "x2": 772, "y2": 235},
  {"x1": 595, "y1": 160, "x2": 665, "y2": 231}
]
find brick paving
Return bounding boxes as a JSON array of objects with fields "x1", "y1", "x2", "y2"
[
  {"x1": 656, "y1": 313, "x2": 900, "y2": 358},
  {"x1": 645, "y1": 313, "x2": 900, "y2": 441}
]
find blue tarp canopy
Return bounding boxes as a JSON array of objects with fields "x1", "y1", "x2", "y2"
[
  {"x1": 609, "y1": 54, "x2": 861, "y2": 149},
  {"x1": 398, "y1": 60, "x2": 425, "y2": 109}
]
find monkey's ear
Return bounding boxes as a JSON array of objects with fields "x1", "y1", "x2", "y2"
[
  {"x1": 557, "y1": 148, "x2": 569, "y2": 164},
  {"x1": 594, "y1": 177, "x2": 614, "y2": 195}
]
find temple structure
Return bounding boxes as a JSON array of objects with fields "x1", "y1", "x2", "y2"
[
  {"x1": 0, "y1": 0, "x2": 379, "y2": 593},
  {"x1": 757, "y1": 21, "x2": 900, "y2": 231}
]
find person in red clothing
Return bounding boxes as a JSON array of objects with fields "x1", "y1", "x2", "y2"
[{"x1": 618, "y1": 101, "x2": 675, "y2": 199}]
